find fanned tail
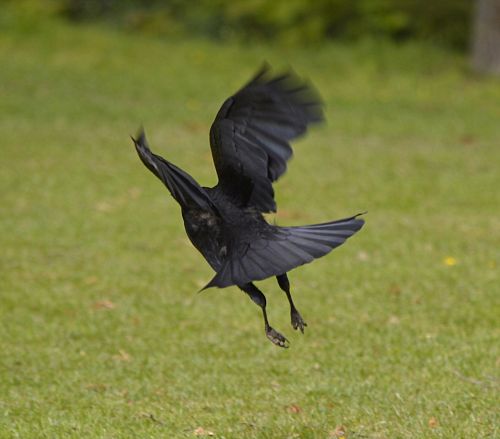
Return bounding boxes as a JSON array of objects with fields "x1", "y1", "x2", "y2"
[
  {"x1": 203, "y1": 212, "x2": 366, "y2": 289},
  {"x1": 281, "y1": 212, "x2": 365, "y2": 259}
]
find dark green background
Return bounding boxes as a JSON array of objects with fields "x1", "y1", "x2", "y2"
[{"x1": 14, "y1": 0, "x2": 475, "y2": 49}]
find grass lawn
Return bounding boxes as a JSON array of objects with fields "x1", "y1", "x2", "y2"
[{"x1": 0, "y1": 13, "x2": 499, "y2": 439}]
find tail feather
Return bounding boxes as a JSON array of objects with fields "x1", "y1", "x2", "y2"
[
  {"x1": 284, "y1": 213, "x2": 365, "y2": 250},
  {"x1": 203, "y1": 212, "x2": 365, "y2": 289}
]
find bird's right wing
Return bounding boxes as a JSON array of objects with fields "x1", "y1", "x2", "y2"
[
  {"x1": 203, "y1": 213, "x2": 365, "y2": 289},
  {"x1": 209, "y1": 65, "x2": 324, "y2": 213}
]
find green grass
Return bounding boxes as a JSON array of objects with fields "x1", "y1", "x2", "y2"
[{"x1": 1, "y1": 16, "x2": 499, "y2": 439}]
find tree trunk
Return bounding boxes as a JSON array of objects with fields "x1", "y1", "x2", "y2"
[{"x1": 471, "y1": 0, "x2": 500, "y2": 74}]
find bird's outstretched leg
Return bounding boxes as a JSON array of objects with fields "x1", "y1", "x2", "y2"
[
  {"x1": 277, "y1": 273, "x2": 307, "y2": 333},
  {"x1": 239, "y1": 283, "x2": 289, "y2": 348}
]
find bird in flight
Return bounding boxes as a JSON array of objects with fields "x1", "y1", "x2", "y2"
[{"x1": 133, "y1": 65, "x2": 365, "y2": 348}]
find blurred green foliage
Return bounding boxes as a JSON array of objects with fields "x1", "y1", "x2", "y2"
[{"x1": 13, "y1": 0, "x2": 474, "y2": 49}]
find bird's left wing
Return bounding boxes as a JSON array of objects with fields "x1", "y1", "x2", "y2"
[
  {"x1": 209, "y1": 65, "x2": 324, "y2": 213},
  {"x1": 133, "y1": 129, "x2": 215, "y2": 211}
]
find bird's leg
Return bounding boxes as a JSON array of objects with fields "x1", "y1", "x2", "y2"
[
  {"x1": 277, "y1": 273, "x2": 307, "y2": 333},
  {"x1": 239, "y1": 283, "x2": 289, "y2": 348}
]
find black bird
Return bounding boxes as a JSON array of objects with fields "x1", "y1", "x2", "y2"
[{"x1": 133, "y1": 65, "x2": 365, "y2": 348}]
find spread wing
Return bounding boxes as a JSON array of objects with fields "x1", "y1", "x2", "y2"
[
  {"x1": 209, "y1": 65, "x2": 324, "y2": 213},
  {"x1": 133, "y1": 129, "x2": 215, "y2": 211}
]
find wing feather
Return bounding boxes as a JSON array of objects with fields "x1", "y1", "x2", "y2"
[
  {"x1": 209, "y1": 65, "x2": 324, "y2": 213},
  {"x1": 133, "y1": 129, "x2": 215, "y2": 210}
]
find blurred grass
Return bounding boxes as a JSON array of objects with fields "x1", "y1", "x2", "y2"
[{"x1": 0, "y1": 16, "x2": 499, "y2": 439}]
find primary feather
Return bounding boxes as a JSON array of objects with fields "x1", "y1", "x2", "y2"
[{"x1": 209, "y1": 64, "x2": 324, "y2": 213}]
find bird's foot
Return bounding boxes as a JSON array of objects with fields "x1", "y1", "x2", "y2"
[
  {"x1": 291, "y1": 309, "x2": 307, "y2": 333},
  {"x1": 266, "y1": 325, "x2": 289, "y2": 348}
]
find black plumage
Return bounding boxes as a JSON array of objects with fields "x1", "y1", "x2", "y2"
[{"x1": 133, "y1": 65, "x2": 365, "y2": 347}]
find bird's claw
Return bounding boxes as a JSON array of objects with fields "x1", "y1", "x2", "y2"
[
  {"x1": 291, "y1": 309, "x2": 307, "y2": 333},
  {"x1": 266, "y1": 326, "x2": 289, "y2": 348}
]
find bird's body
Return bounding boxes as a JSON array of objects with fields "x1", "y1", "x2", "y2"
[
  {"x1": 133, "y1": 65, "x2": 365, "y2": 347},
  {"x1": 182, "y1": 188, "x2": 270, "y2": 273}
]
